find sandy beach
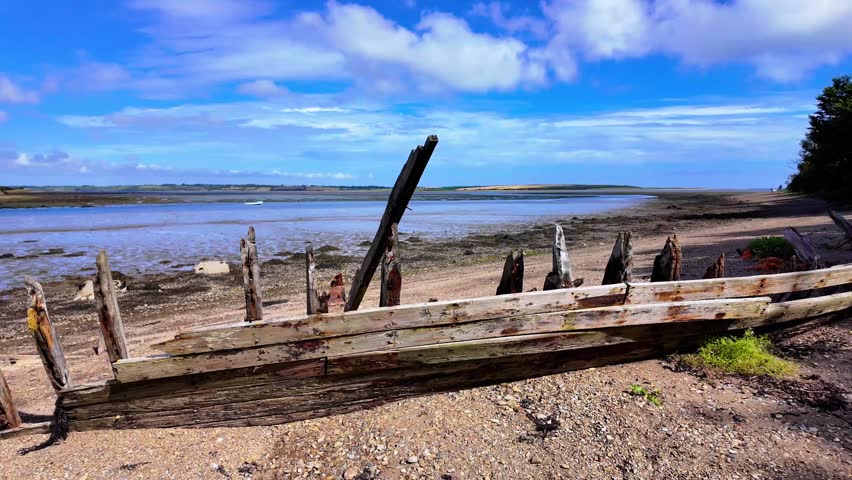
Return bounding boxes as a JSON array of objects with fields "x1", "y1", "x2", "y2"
[{"x1": 1, "y1": 190, "x2": 851, "y2": 479}]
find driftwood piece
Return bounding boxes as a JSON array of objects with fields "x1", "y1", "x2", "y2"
[
  {"x1": 24, "y1": 277, "x2": 70, "y2": 391},
  {"x1": 346, "y1": 135, "x2": 438, "y2": 311},
  {"x1": 651, "y1": 235, "x2": 682, "y2": 282},
  {"x1": 0, "y1": 367, "x2": 22, "y2": 430},
  {"x1": 496, "y1": 250, "x2": 524, "y2": 295},
  {"x1": 703, "y1": 254, "x2": 725, "y2": 279},
  {"x1": 94, "y1": 250, "x2": 129, "y2": 363},
  {"x1": 828, "y1": 210, "x2": 852, "y2": 241},
  {"x1": 544, "y1": 224, "x2": 575, "y2": 290},
  {"x1": 241, "y1": 227, "x2": 263, "y2": 321},
  {"x1": 602, "y1": 232, "x2": 633, "y2": 285},
  {"x1": 783, "y1": 227, "x2": 824, "y2": 269},
  {"x1": 380, "y1": 223, "x2": 401, "y2": 307},
  {"x1": 306, "y1": 246, "x2": 319, "y2": 315}
]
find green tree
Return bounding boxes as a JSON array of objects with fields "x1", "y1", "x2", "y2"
[{"x1": 789, "y1": 75, "x2": 852, "y2": 202}]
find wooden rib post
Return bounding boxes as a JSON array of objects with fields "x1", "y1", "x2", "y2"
[
  {"x1": 306, "y1": 246, "x2": 319, "y2": 314},
  {"x1": 783, "y1": 227, "x2": 824, "y2": 269},
  {"x1": 828, "y1": 210, "x2": 852, "y2": 242},
  {"x1": 345, "y1": 135, "x2": 438, "y2": 311},
  {"x1": 94, "y1": 250, "x2": 129, "y2": 363},
  {"x1": 602, "y1": 232, "x2": 633, "y2": 285},
  {"x1": 497, "y1": 250, "x2": 524, "y2": 295},
  {"x1": 0, "y1": 367, "x2": 22, "y2": 430},
  {"x1": 380, "y1": 223, "x2": 402, "y2": 307},
  {"x1": 544, "y1": 224, "x2": 575, "y2": 290},
  {"x1": 241, "y1": 226, "x2": 263, "y2": 321},
  {"x1": 24, "y1": 277, "x2": 70, "y2": 391},
  {"x1": 651, "y1": 235, "x2": 682, "y2": 282},
  {"x1": 703, "y1": 253, "x2": 725, "y2": 279}
]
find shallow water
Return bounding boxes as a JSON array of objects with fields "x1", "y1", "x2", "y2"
[{"x1": 0, "y1": 191, "x2": 651, "y2": 290}]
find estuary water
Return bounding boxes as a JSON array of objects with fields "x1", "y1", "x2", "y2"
[{"x1": 0, "y1": 191, "x2": 652, "y2": 290}]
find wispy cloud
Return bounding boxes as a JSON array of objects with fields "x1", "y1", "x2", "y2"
[{"x1": 0, "y1": 74, "x2": 40, "y2": 104}]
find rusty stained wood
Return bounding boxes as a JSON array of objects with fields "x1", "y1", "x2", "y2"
[
  {"x1": 602, "y1": 232, "x2": 633, "y2": 285},
  {"x1": 380, "y1": 223, "x2": 401, "y2": 307},
  {"x1": 544, "y1": 224, "x2": 576, "y2": 290},
  {"x1": 114, "y1": 297, "x2": 769, "y2": 383},
  {"x1": 345, "y1": 135, "x2": 438, "y2": 311},
  {"x1": 24, "y1": 277, "x2": 70, "y2": 391},
  {"x1": 0, "y1": 367, "x2": 22, "y2": 430},
  {"x1": 94, "y1": 250, "x2": 129, "y2": 363},
  {"x1": 241, "y1": 227, "x2": 263, "y2": 321},
  {"x1": 828, "y1": 210, "x2": 852, "y2": 241},
  {"x1": 496, "y1": 250, "x2": 524, "y2": 295},
  {"x1": 154, "y1": 264, "x2": 852, "y2": 356},
  {"x1": 651, "y1": 235, "x2": 682, "y2": 282},
  {"x1": 703, "y1": 254, "x2": 726, "y2": 279},
  {"x1": 306, "y1": 246, "x2": 319, "y2": 315}
]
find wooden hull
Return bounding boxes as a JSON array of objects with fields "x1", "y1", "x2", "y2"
[{"x1": 45, "y1": 266, "x2": 852, "y2": 433}]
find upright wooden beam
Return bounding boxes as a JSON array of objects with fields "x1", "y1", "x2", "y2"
[
  {"x1": 602, "y1": 232, "x2": 633, "y2": 285},
  {"x1": 703, "y1": 253, "x2": 725, "y2": 279},
  {"x1": 306, "y1": 246, "x2": 319, "y2": 315},
  {"x1": 544, "y1": 224, "x2": 575, "y2": 290},
  {"x1": 345, "y1": 135, "x2": 439, "y2": 311},
  {"x1": 24, "y1": 277, "x2": 70, "y2": 391},
  {"x1": 497, "y1": 250, "x2": 524, "y2": 295},
  {"x1": 0, "y1": 367, "x2": 22, "y2": 430},
  {"x1": 241, "y1": 226, "x2": 263, "y2": 321},
  {"x1": 651, "y1": 235, "x2": 682, "y2": 282},
  {"x1": 828, "y1": 210, "x2": 852, "y2": 241},
  {"x1": 783, "y1": 227, "x2": 824, "y2": 269},
  {"x1": 94, "y1": 250, "x2": 129, "y2": 363},
  {"x1": 380, "y1": 223, "x2": 402, "y2": 307}
]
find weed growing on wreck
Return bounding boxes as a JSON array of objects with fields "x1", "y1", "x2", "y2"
[
  {"x1": 628, "y1": 384, "x2": 662, "y2": 406},
  {"x1": 685, "y1": 329, "x2": 798, "y2": 378},
  {"x1": 746, "y1": 236, "x2": 795, "y2": 259}
]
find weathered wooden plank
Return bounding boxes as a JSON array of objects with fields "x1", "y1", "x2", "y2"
[
  {"x1": 0, "y1": 367, "x2": 22, "y2": 430},
  {"x1": 346, "y1": 135, "x2": 438, "y2": 311},
  {"x1": 24, "y1": 277, "x2": 71, "y2": 391},
  {"x1": 602, "y1": 232, "x2": 633, "y2": 284},
  {"x1": 117, "y1": 297, "x2": 768, "y2": 382},
  {"x1": 703, "y1": 254, "x2": 725, "y2": 279},
  {"x1": 241, "y1": 226, "x2": 263, "y2": 321},
  {"x1": 0, "y1": 421, "x2": 51, "y2": 440},
  {"x1": 784, "y1": 226, "x2": 824, "y2": 269},
  {"x1": 306, "y1": 246, "x2": 319, "y2": 315},
  {"x1": 380, "y1": 223, "x2": 401, "y2": 307},
  {"x1": 625, "y1": 264, "x2": 852, "y2": 304},
  {"x1": 94, "y1": 250, "x2": 129, "y2": 363},
  {"x1": 544, "y1": 224, "x2": 574, "y2": 290},
  {"x1": 828, "y1": 210, "x2": 852, "y2": 241},
  {"x1": 156, "y1": 284, "x2": 628, "y2": 354},
  {"x1": 651, "y1": 235, "x2": 682, "y2": 282},
  {"x1": 759, "y1": 290, "x2": 852, "y2": 325}
]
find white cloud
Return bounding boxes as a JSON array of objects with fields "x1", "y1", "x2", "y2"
[
  {"x1": 0, "y1": 75, "x2": 40, "y2": 104},
  {"x1": 15, "y1": 153, "x2": 30, "y2": 166},
  {"x1": 237, "y1": 80, "x2": 288, "y2": 98},
  {"x1": 470, "y1": 2, "x2": 549, "y2": 39},
  {"x1": 271, "y1": 170, "x2": 355, "y2": 179}
]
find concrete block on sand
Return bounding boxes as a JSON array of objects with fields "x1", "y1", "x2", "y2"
[{"x1": 195, "y1": 260, "x2": 230, "y2": 275}]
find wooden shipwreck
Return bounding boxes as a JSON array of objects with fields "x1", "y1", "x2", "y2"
[{"x1": 3, "y1": 135, "x2": 852, "y2": 442}]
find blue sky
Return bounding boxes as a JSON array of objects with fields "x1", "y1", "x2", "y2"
[{"x1": 1, "y1": 1, "x2": 851, "y2": 188}]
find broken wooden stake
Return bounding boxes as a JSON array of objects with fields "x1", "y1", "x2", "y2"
[
  {"x1": 317, "y1": 273, "x2": 348, "y2": 313},
  {"x1": 380, "y1": 223, "x2": 401, "y2": 307},
  {"x1": 0, "y1": 367, "x2": 22, "y2": 430},
  {"x1": 828, "y1": 210, "x2": 852, "y2": 242},
  {"x1": 306, "y1": 246, "x2": 319, "y2": 315},
  {"x1": 94, "y1": 250, "x2": 129, "y2": 363},
  {"x1": 651, "y1": 235, "x2": 682, "y2": 282},
  {"x1": 602, "y1": 232, "x2": 633, "y2": 285},
  {"x1": 346, "y1": 135, "x2": 438, "y2": 311},
  {"x1": 783, "y1": 227, "x2": 824, "y2": 269},
  {"x1": 241, "y1": 226, "x2": 263, "y2": 321},
  {"x1": 703, "y1": 254, "x2": 725, "y2": 279},
  {"x1": 497, "y1": 250, "x2": 524, "y2": 295},
  {"x1": 24, "y1": 277, "x2": 70, "y2": 391},
  {"x1": 544, "y1": 224, "x2": 576, "y2": 291}
]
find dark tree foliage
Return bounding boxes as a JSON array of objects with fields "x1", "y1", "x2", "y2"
[{"x1": 789, "y1": 76, "x2": 852, "y2": 202}]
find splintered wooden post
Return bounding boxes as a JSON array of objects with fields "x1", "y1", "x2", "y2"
[
  {"x1": 325, "y1": 273, "x2": 347, "y2": 312},
  {"x1": 651, "y1": 234, "x2": 682, "y2": 282},
  {"x1": 346, "y1": 135, "x2": 438, "y2": 311},
  {"x1": 784, "y1": 227, "x2": 824, "y2": 269},
  {"x1": 380, "y1": 223, "x2": 401, "y2": 307},
  {"x1": 0, "y1": 367, "x2": 22, "y2": 430},
  {"x1": 24, "y1": 277, "x2": 70, "y2": 391},
  {"x1": 828, "y1": 210, "x2": 852, "y2": 241},
  {"x1": 544, "y1": 224, "x2": 574, "y2": 290},
  {"x1": 94, "y1": 250, "x2": 129, "y2": 363},
  {"x1": 602, "y1": 232, "x2": 633, "y2": 285},
  {"x1": 497, "y1": 250, "x2": 524, "y2": 295},
  {"x1": 241, "y1": 227, "x2": 263, "y2": 321},
  {"x1": 306, "y1": 246, "x2": 319, "y2": 315},
  {"x1": 703, "y1": 253, "x2": 726, "y2": 279}
]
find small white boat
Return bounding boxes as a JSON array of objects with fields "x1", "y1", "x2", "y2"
[{"x1": 244, "y1": 200, "x2": 264, "y2": 206}]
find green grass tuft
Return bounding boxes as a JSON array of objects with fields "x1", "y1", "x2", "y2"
[
  {"x1": 684, "y1": 329, "x2": 798, "y2": 378},
  {"x1": 628, "y1": 384, "x2": 662, "y2": 406},
  {"x1": 746, "y1": 236, "x2": 795, "y2": 259}
]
